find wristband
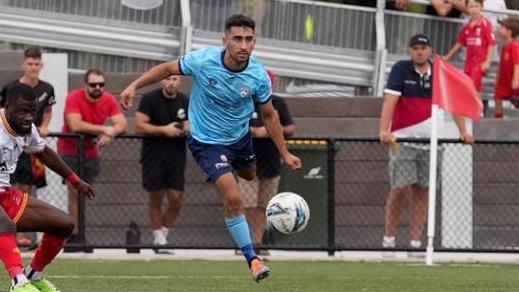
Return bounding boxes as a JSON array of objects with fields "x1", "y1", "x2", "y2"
[{"x1": 67, "y1": 173, "x2": 81, "y2": 185}]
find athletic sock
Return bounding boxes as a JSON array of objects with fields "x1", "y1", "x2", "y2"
[
  {"x1": 11, "y1": 274, "x2": 29, "y2": 289},
  {"x1": 0, "y1": 233, "x2": 24, "y2": 278},
  {"x1": 24, "y1": 266, "x2": 42, "y2": 281},
  {"x1": 29, "y1": 233, "x2": 67, "y2": 273},
  {"x1": 225, "y1": 214, "x2": 257, "y2": 264}
]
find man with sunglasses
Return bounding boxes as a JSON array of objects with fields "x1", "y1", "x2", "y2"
[
  {"x1": 379, "y1": 34, "x2": 473, "y2": 250},
  {"x1": 57, "y1": 69, "x2": 127, "y2": 251}
]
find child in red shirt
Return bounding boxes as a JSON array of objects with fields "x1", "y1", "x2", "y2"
[
  {"x1": 444, "y1": 0, "x2": 496, "y2": 97},
  {"x1": 494, "y1": 17, "x2": 519, "y2": 118}
]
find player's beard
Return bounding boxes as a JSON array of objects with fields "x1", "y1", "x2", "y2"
[
  {"x1": 88, "y1": 89, "x2": 103, "y2": 99},
  {"x1": 8, "y1": 112, "x2": 31, "y2": 135}
]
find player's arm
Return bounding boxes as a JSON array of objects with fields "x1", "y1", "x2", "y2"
[
  {"x1": 444, "y1": 43, "x2": 463, "y2": 62},
  {"x1": 38, "y1": 106, "x2": 52, "y2": 137},
  {"x1": 379, "y1": 93, "x2": 399, "y2": 144},
  {"x1": 135, "y1": 111, "x2": 182, "y2": 137},
  {"x1": 66, "y1": 113, "x2": 113, "y2": 137},
  {"x1": 33, "y1": 146, "x2": 94, "y2": 199},
  {"x1": 120, "y1": 60, "x2": 181, "y2": 109},
  {"x1": 260, "y1": 101, "x2": 301, "y2": 170},
  {"x1": 481, "y1": 44, "x2": 496, "y2": 72},
  {"x1": 512, "y1": 64, "x2": 519, "y2": 89},
  {"x1": 109, "y1": 113, "x2": 128, "y2": 136},
  {"x1": 431, "y1": 0, "x2": 454, "y2": 16}
]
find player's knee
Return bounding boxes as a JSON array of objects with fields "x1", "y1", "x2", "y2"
[
  {"x1": 0, "y1": 215, "x2": 16, "y2": 233},
  {"x1": 225, "y1": 195, "x2": 244, "y2": 214},
  {"x1": 57, "y1": 215, "x2": 75, "y2": 237},
  {"x1": 170, "y1": 199, "x2": 182, "y2": 211}
]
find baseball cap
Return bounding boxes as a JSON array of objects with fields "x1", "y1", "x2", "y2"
[
  {"x1": 498, "y1": 17, "x2": 519, "y2": 36},
  {"x1": 409, "y1": 34, "x2": 431, "y2": 47}
]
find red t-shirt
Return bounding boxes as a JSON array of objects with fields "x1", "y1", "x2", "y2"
[
  {"x1": 57, "y1": 88, "x2": 122, "y2": 158},
  {"x1": 495, "y1": 40, "x2": 519, "y2": 99},
  {"x1": 458, "y1": 16, "x2": 496, "y2": 73}
]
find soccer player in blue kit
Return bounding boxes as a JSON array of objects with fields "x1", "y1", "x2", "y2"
[{"x1": 121, "y1": 14, "x2": 302, "y2": 282}]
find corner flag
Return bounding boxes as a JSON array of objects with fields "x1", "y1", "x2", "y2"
[{"x1": 432, "y1": 55, "x2": 483, "y2": 120}]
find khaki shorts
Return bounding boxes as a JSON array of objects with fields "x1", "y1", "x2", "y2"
[
  {"x1": 389, "y1": 145, "x2": 442, "y2": 190},
  {"x1": 238, "y1": 176, "x2": 281, "y2": 209}
]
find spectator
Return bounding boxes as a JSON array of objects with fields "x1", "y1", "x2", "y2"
[
  {"x1": 379, "y1": 34, "x2": 472, "y2": 249},
  {"x1": 0, "y1": 47, "x2": 55, "y2": 248},
  {"x1": 494, "y1": 17, "x2": 519, "y2": 118},
  {"x1": 135, "y1": 76, "x2": 189, "y2": 253},
  {"x1": 57, "y1": 69, "x2": 127, "y2": 250},
  {"x1": 444, "y1": 0, "x2": 496, "y2": 113},
  {"x1": 450, "y1": 0, "x2": 507, "y2": 28},
  {"x1": 237, "y1": 71, "x2": 295, "y2": 255}
]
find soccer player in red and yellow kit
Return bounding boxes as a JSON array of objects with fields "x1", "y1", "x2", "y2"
[
  {"x1": 494, "y1": 17, "x2": 519, "y2": 118},
  {"x1": 444, "y1": 0, "x2": 496, "y2": 103}
]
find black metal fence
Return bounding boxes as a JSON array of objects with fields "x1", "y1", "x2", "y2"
[{"x1": 32, "y1": 134, "x2": 519, "y2": 253}]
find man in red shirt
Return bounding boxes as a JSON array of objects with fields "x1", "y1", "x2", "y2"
[
  {"x1": 444, "y1": 0, "x2": 496, "y2": 98},
  {"x1": 57, "y1": 69, "x2": 127, "y2": 249},
  {"x1": 494, "y1": 17, "x2": 519, "y2": 118}
]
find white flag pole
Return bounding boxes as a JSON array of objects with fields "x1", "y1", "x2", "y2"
[{"x1": 426, "y1": 104, "x2": 440, "y2": 266}]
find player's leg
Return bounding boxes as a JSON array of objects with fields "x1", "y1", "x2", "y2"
[
  {"x1": 162, "y1": 189, "x2": 183, "y2": 228},
  {"x1": 160, "y1": 160, "x2": 186, "y2": 238},
  {"x1": 17, "y1": 194, "x2": 74, "y2": 289},
  {"x1": 383, "y1": 145, "x2": 417, "y2": 248},
  {"x1": 149, "y1": 190, "x2": 167, "y2": 246},
  {"x1": 11, "y1": 153, "x2": 36, "y2": 248},
  {"x1": 0, "y1": 198, "x2": 35, "y2": 291},
  {"x1": 409, "y1": 185, "x2": 427, "y2": 248},
  {"x1": 239, "y1": 177, "x2": 261, "y2": 245},
  {"x1": 188, "y1": 136, "x2": 269, "y2": 281}
]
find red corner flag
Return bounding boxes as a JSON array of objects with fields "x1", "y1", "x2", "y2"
[{"x1": 432, "y1": 55, "x2": 483, "y2": 120}]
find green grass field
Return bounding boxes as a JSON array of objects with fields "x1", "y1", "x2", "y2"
[{"x1": 2, "y1": 260, "x2": 518, "y2": 292}]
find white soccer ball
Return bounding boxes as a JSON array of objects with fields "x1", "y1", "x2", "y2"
[{"x1": 265, "y1": 192, "x2": 310, "y2": 235}]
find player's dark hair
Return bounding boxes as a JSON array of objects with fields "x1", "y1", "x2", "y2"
[
  {"x1": 84, "y1": 68, "x2": 105, "y2": 83},
  {"x1": 6, "y1": 83, "x2": 36, "y2": 105},
  {"x1": 24, "y1": 47, "x2": 42, "y2": 59},
  {"x1": 225, "y1": 14, "x2": 255, "y2": 32},
  {"x1": 465, "y1": 0, "x2": 484, "y2": 6}
]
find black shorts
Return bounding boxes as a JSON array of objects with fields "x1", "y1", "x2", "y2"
[
  {"x1": 60, "y1": 155, "x2": 100, "y2": 184},
  {"x1": 141, "y1": 154, "x2": 186, "y2": 192},
  {"x1": 11, "y1": 152, "x2": 46, "y2": 188}
]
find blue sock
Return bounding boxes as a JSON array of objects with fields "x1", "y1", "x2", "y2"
[{"x1": 225, "y1": 214, "x2": 256, "y2": 263}]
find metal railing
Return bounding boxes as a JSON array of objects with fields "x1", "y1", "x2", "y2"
[
  {"x1": 1, "y1": 0, "x2": 519, "y2": 94},
  {"x1": 35, "y1": 134, "x2": 519, "y2": 253}
]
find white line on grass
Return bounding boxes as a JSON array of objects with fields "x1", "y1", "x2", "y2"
[{"x1": 49, "y1": 275, "x2": 287, "y2": 280}]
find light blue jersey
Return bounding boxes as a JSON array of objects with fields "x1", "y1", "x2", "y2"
[{"x1": 179, "y1": 46, "x2": 272, "y2": 145}]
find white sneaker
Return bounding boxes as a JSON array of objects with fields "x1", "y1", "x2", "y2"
[
  {"x1": 382, "y1": 236, "x2": 396, "y2": 248},
  {"x1": 153, "y1": 229, "x2": 167, "y2": 246}
]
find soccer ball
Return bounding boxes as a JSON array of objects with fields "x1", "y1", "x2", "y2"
[{"x1": 265, "y1": 192, "x2": 310, "y2": 235}]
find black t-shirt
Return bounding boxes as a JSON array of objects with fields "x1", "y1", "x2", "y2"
[
  {"x1": 0, "y1": 80, "x2": 56, "y2": 127},
  {"x1": 137, "y1": 89, "x2": 189, "y2": 162},
  {"x1": 250, "y1": 95, "x2": 294, "y2": 178}
]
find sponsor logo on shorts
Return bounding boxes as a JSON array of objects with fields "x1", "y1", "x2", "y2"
[{"x1": 304, "y1": 167, "x2": 323, "y2": 179}]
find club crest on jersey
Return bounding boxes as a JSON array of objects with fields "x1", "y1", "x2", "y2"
[
  {"x1": 240, "y1": 86, "x2": 251, "y2": 98},
  {"x1": 208, "y1": 78, "x2": 218, "y2": 88}
]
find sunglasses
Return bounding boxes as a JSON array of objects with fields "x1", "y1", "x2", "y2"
[{"x1": 88, "y1": 82, "x2": 105, "y2": 88}]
